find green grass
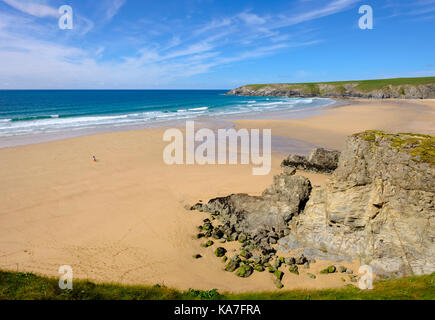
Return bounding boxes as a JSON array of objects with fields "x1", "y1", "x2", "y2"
[
  {"x1": 1, "y1": 270, "x2": 434, "y2": 300},
  {"x1": 359, "y1": 130, "x2": 435, "y2": 165},
  {"x1": 352, "y1": 77, "x2": 435, "y2": 92},
  {"x1": 231, "y1": 273, "x2": 435, "y2": 300},
  {"x1": 244, "y1": 76, "x2": 435, "y2": 93}
]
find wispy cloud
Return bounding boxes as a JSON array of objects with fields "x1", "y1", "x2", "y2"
[
  {"x1": 193, "y1": 17, "x2": 232, "y2": 36},
  {"x1": 379, "y1": 0, "x2": 435, "y2": 21},
  {"x1": 275, "y1": 0, "x2": 360, "y2": 27},
  {"x1": 238, "y1": 12, "x2": 267, "y2": 25},
  {"x1": 2, "y1": 0, "x2": 59, "y2": 18},
  {"x1": 103, "y1": 0, "x2": 126, "y2": 21},
  {"x1": 3, "y1": 0, "x2": 415, "y2": 89}
]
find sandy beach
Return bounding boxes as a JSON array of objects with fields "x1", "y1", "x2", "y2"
[
  {"x1": 234, "y1": 99, "x2": 435, "y2": 150},
  {"x1": 0, "y1": 99, "x2": 434, "y2": 293}
]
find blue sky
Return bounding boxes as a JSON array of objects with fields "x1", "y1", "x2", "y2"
[{"x1": 0, "y1": 0, "x2": 434, "y2": 89}]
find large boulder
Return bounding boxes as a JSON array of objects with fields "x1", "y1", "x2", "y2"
[
  {"x1": 281, "y1": 148, "x2": 340, "y2": 174},
  {"x1": 288, "y1": 131, "x2": 435, "y2": 278},
  {"x1": 205, "y1": 173, "x2": 312, "y2": 234}
]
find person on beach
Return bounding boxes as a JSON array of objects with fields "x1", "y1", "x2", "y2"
[{"x1": 92, "y1": 156, "x2": 97, "y2": 162}]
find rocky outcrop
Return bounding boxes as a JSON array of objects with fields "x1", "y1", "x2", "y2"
[
  {"x1": 288, "y1": 131, "x2": 435, "y2": 278},
  {"x1": 204, "y1": 173, "x2": 312, "y2": 234},
  {"x1": 193, "y1": 169, "x2": 312, "y2": 255},
  {"x1": 189, "y1": 131, "x2": 435, "y2": 279},
  {"x1": 281, "y1": 148, "x2": 340, "y2": 174},
  {"x1": 227, "y1": 78, "x2": 435, "y2": 99}
]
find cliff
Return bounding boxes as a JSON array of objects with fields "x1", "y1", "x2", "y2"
[
  {"x1": 227, "y1": 77, "x2": 435, "y2": 99},
  {"x1": 190, "y1": 131, "x2": 435, "y2": 279},
  {"x1": 288, "y1": 131, "x2": 435, "y2": 278}
]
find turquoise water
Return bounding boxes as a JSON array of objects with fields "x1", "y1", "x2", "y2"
[{"x1": 0, "y1": 90, "x2": 334, "y2": 137}]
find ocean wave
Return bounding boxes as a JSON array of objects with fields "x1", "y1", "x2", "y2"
[
  {"x1": 11, "y1": 115, "x2": 55, "y2": 122},
  {"x1": 0, "y1": 97, "x2": 334, "y2": 137},
  {"x1": 188, "y1": 107, "x2": 209, "y2": 111}
]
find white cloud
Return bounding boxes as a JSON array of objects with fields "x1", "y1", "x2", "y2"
[
  {"x1": 104, "y1": 0, "x2": 126, "y2": 20},
  {"x1": 238, "y1": 12, "x2": 267, "y2": 25},
  {"x1": 193, "y1": 18, "x2": 233, "y2": 36},
  {"x1": 0, "y1": 0, "x2": 361, "y2": 88},
  {"x1": 275, "y1": 0, "x2": 360, "y2": 27},
  {"x1": 95, "y1": 46, "x2": 105, "y2": 57},
  {"x1": 2, "y1": 0, "x2": 59, "y2": 18}
]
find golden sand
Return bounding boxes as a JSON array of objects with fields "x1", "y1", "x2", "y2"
[{"x1": 0, "y1": 99, "x2": 433, "y2": 292}]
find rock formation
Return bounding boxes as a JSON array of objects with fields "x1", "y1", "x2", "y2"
[
  {"x1": 288, "y1": 131, "x2": 435, "y2": 278},
  {"x1": 200, "y1": 171, "x2": 311, "y2": 255},
  {"x1": 281, "y1": 148, "x2": 340, "y2": 174},
  {"x1": 190, "y1": 131, "x2": 435, "y2": 279}
]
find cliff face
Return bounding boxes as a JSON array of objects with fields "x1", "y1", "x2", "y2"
[
  {"x1": 227, "y1": 79, "x2": 435, "y2": 99},
  {"x1": 289, "y1": 132, "x2": 435, "y2": 277},
  {"x1": 191, "y1": 131, "x2": 435, "y2": 279}
]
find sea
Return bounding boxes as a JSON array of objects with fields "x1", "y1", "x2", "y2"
[{"x1": 0, "y1": 90, "x2": 336, "y2": 147}]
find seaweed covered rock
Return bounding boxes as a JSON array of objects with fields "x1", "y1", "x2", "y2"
[
  {"x1": 225, "y1": 257, "x2": 241, "y2": 272},
  {"x1": 212, "y1": 228, "x2": 224, "y2": 239},
  {"x1": 254, "y1": 265, "x2": 265, "y2": 272},
  {"x1": 274, "y1": 279, "x2": 284, "y2": 289},
  {"x1": 288, "y1": 264, "x2": 299, "y2": 275},
  {"x1": 201, "y1": 240, "x2": 214, "y2": 248},
  {"x1": 239, "y1": 249, "x2": 252, "y2": 259},
  {"x1": 215, "y1": 247, "x2": 227, "y2": 257},
  {"x1": 236, "y1": 264, "x2": 254, "y2": 278},
  {"x1": 319, "y1": 265, "x2": 336, "y2": 274},
  {"x1": 288, "y1": 131, "x2": 435, "y2": 278},
  {"x1": 274, "y1": 270, "x2": 284, "y2": 281}
]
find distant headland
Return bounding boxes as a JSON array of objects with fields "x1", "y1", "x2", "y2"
[{"x1": 227, "y1": 77, "x2": 435, "y2": 99}]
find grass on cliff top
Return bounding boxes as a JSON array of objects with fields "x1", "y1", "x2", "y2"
[
  {"x1": 358, "y1": 130, "x2": 435, "y2": 165},
  {"x1": 1, "y1": 270, "x2": 434, "y2": 300},
  {"x1": 244, "y1": 76, "x2": 435, "y2": 92}
]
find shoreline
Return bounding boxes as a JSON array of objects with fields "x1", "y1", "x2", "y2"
[
  {"x1": 0, "y1": 97, "x2": 340, "y2": 149},
  {"x1": 0, "y1": 99, "x2": 433, "y2": 292},
  {"x1": 234, "y1": 98, "x2": 435, "y2": 150},
  {"x1": 2, "y1": 97, "x2": 433, "y2": 150}
]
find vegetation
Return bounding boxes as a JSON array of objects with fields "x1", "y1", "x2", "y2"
[
  {"x1": 244, "y1": 76, "x2": 435, "y2": 94},
  {"x1": 230, "y1": 273, "x2": 435, "y2": 300},
  {"x1": 1, "y1": 270, "x2": 434, "y2": 300},
  {"x1": 359, "y1": 130, "x2": 435, "y2": 165},
  {"x1": 351, "y1": 77, "x2": 435, "y2": 92}
]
